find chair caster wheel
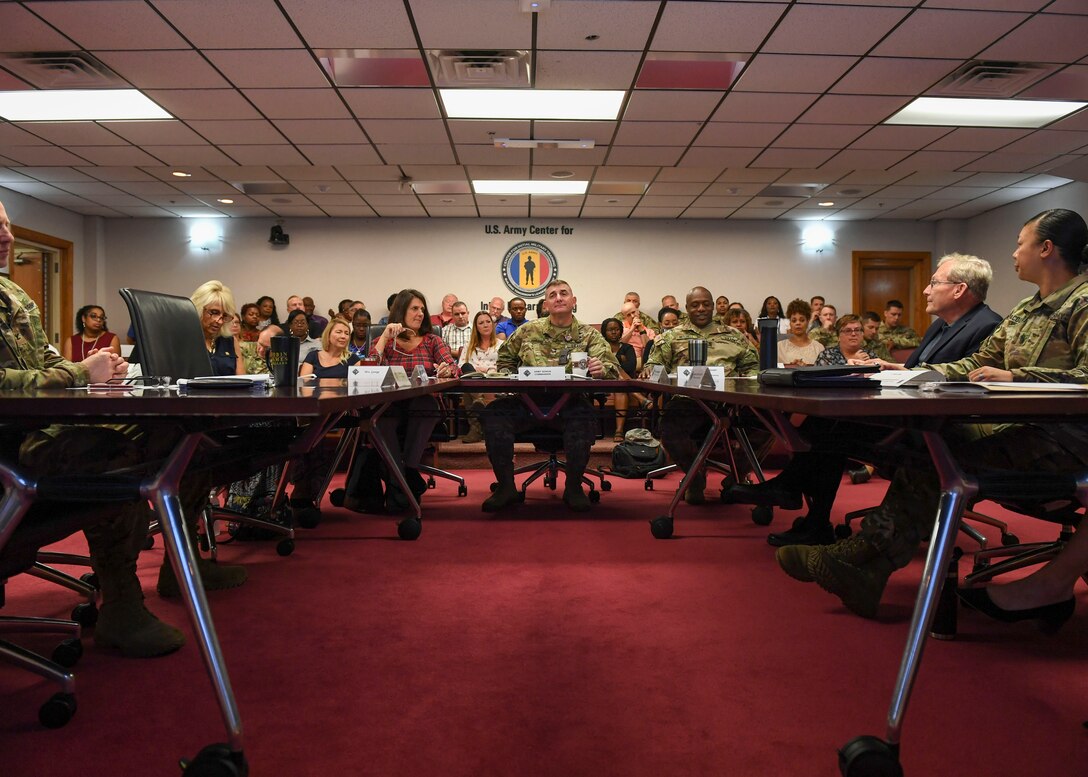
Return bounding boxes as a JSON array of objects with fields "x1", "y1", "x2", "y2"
[
  {"x1": 79, "y1": 571, "x2": 99, "y2": 589},
  {"x1": 329, "y1": 488, "x2": 346, "y2": 507},
  {"x1": 600, "y1": 480, "x2": 611, "y2": 492},
  {"x1": 650, "y1": 516, "x2": 674, "y2": 539},
  {"x1": 489, "y1": 482, "x2": 497, "y2": 492},
  {"x1": 644, "y1": 480, "x2": 654, "y2": 491},
  {"x1": 181, "y1": 743, "x2": 247, "y2": 777},
  {"x1": 838, "y1": 735, "x2": 902, "y2": 777},
  {"x1": 1001, "y1": 532, "x2": 1020, "y2": 546},
  {"x1": 39, "y1": 692, "x2": 76, "y2": 729},
  {"x1": 71, "y1": 602, "x2": 97, "y2": 627},
  {"x1": 457, "y1": 484, "x2": 468, "y2": 497},
  {"x1": 143, "y1": 534, "x2": 155, "y2": 550},
  {"x1": 588, "y1": 490, "x2": 600, "y2": 504},
  {"x1": 51, "y1": 637, "x2": 83, "y2": 668},
  {"x1": 275, "y1": 539, "x2": 295, "y2": 556},
  {"x1": 835, "y1": 524, "x2": 853, "y2": 540},
  {"x1": 951, "y1": 546, "x2": 963, "y2": 561},
  {"x1": 397, "y1": 517, "x2": 422, "y2": 541},
  {"x1": 751, "y1": 505, "x2": 774, "y2": 526}
]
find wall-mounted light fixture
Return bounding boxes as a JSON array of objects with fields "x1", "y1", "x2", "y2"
[
  {"x1": 188, "y1": 220, "x2": 221, "y2": 252},
  {"x1": 801, "y1": 224, "x2": 834, "y2": 254}
]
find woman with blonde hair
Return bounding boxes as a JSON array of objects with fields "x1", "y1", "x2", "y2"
[{"x1": 191, "y1": 280, "x2": 243, "y2": 376}]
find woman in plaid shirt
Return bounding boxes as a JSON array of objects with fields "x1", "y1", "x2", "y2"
[{"x1": 368, "y1": 289, "x2": 461, "y2": 509}]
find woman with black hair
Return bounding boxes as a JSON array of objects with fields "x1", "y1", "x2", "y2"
[
  {"x1": 63, "y1": 304, "x2": 121, "y2": 361},
  {"x1": 255, "y1": 295, "x2": 279, "y2": 330}
]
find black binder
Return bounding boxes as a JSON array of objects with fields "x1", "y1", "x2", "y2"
[{"x1": 758, "y1": 364, "x2": 880, "y2": 388}]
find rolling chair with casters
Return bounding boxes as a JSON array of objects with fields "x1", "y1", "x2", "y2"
[
  {"x1": 119, "y1": 287, "x2": 296, "y2": 556},
  {"x1": 416, "y1": 395, "x2": 468, "y2": 497},
  {"x1": 509, "y1": 427, "x2": 609, "y2": 503}
]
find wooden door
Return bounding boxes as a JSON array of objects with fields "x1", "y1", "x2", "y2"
[
  {"x1": 11, "y1": 225, "x2": 73, "y2": 348},
  {"x1": 11, "y1": 249, "x2": 46, "y2": 312},
  {"x1": 851, "y1": 251, "x2": 930, "y2": 332}
]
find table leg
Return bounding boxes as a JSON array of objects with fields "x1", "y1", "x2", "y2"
[
  {"x1": 650, "y1": 397, "x2": 723, "y2": 539},
  {"x1": 361, "y1": 403, "x2": 423, "y2": 540}
]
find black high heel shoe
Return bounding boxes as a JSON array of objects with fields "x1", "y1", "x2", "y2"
[{"x1": 957, "y1": 587, "x2": 1075, "y2": 634}]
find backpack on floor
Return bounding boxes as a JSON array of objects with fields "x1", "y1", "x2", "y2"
[{"x1": 610, "y1": 440, "x2": 666, "y2": 479}]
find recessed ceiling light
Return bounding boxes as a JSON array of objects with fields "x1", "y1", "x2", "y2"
[
  {"x1": 818, "y1": 201, "x2": 835, "y2": 207},
  {"x1": 0, "y1": 89, "x2": 171, "y2": 121},
  {"x1": 885, "y1": 97, "x2": 1086, "y2": 128},
  {"x1": 271, "y1": 197, "x2": 292, "y2": 204},
  {"x1": 473, "y1": 180, "x2": 587, "y2": 195},
  {"x1": 551, "y1": 170, "x2": 575, "y2": 178},
  {"x1": 838, "y1": 188, "x2": 862, "y2": 196},
  {"x1": 216, "y1": 198, "x2": 234, "y2": 204},
  {"x1": 441, "y1": 198, "x2": 454, "y2": 203},
  {"x1": 548, "y1": 198, "x2": 567, "y2": 205},
  {"x1": 171, "y1": 170, "x2": 191, "y2": 178},
  {"x1": 606, "y1": 198, "x2": 619, "y2": 204},
  {"x1": 440, "y1": 89, "x2": 624, "y2": 120}
]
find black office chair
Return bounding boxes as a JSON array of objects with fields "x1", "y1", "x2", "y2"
[{"x1": 118, "y1": 288, "x2": 296, "y2": 555}]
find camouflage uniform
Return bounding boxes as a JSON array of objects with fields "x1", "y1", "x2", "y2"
[
  {"x1": 811, "y1": 327, "x2": 838, "y2": 348},
  {"x1": 862, "y1": 337, "x2": 893, "y2": 361},
  {"x1": 483, "y1": 316, "x2": 619, "y2": 491},
  {"x1": 877, "y1": 322, "x2": 921, "y2": 350},
  {"x1": 851, "y1": 275, "x2": 1088, "y2": 598},
  {"x1": 612, "y1": 309, "x2": 660, "y2": 334},
  {"x1": 645, "y1": 321, "x2": 759, "y2": 482}
]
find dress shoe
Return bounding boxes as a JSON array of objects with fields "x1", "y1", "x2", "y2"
[
  {"x1": 767, "y1": 517, "x2": 834, "y2": 547},
  {"x1": 563, "y1": 484, "x2": 592, "y2": 513},
  {"x1": 721, "y1": 480, "x2": 803, "y2": 510},
  {"x1": 957, "y1": 587, "x2": 1075, "y2": 634}
]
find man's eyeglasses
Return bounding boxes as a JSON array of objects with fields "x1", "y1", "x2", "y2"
[{"x1": 927, "y1": 278, "x2": 963, "y2": 287}]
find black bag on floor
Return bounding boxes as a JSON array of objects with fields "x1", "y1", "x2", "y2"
[{"x1": 610, "y1": 430, "x2": 666, "y2": 479}]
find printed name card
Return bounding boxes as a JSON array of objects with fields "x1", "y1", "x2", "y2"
[
  {"x1": 678, "y1": 365, "x2": 725, "y2": 389},
  {"x1": 646, "y1": 365, "x2": 669, "y2": 384},
  {"x1": 349, "y1": 366, "x2": 394, "y2": 389},
  {"x1": 389, "y1": 366, "x2": 411, "y2": 388},
  {"x1": 517, "y1": 366, "x2": 566, "y2": 381}
]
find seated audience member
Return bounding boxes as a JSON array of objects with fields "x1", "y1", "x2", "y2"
[
  {"x1": 460, "y1": 310, "x2": 502, "y2": 444},
  {"x1": 777, "y1": 212, "x2": 1088, "y2": 623},
  {"x1": 726, "y1": 308, "x2": 759, "y2": 349},
  {"x1": 367, "y1": 289, "x2": 460, "y2": 509},
  {"x1": 489, "y1": 296, "x2": 509, "y2": 325},
  {"x1": 441, "y1": 300, "x2": 472, "y2": 360},
  {"x1": 348, "y1": 300, "x2": 365, "y2": 319},
  {"x1": 645, "y1": 306, "x2": 681, "y2": 362},
  {"x1": 330, "y1": 298, "x2": 352, "y2": 321},
  {"x1": 759, "y1": 295, "x2": 784, "y2": 322},
  {"x1": 535, "y1": 298, "x2": 549, "y2": 318},
  {"x1": 495, "y1": 296, "x2": 529, "y2": 339},
  {"x1": 814, "y1": 314, "x2": 870, "y2": 365},
  {"x1": 811, "y1": 304, "x2": 838, "y2": 347},
  {"x1": 430, "y1": 293, "x2": 457, "y2": 328},
  {"x1": 255, "y1": 295, "x2": 279, "y2": 330},
  {"x1": 808, "y1": 296, "x2": 825, "y2": 330},
  {"x1": 377, "y1": 293, "x2": 396, "y2": 326},
  {"x1": 662, "y1": 294, "x2": 689, "y2": 324},
  {"x1": 642, "y1": 287, "x2": 758, "y2": 504},
  {"x1": 731, "y1": 253, "x2": 1002, "y2": 548},
  {"x1": 620, "y1": 300, "x2": 655, "y2": 369},
  {"x1": 777, "y1": 299, "x2": 825, "y2": 366},
  {"x1": 481, "y1": 280, "x2": 619, "y2": 513},
  {"x1": 64, "y1": 304, "x2": 121, "y2": 361},
  {"x1": 285, "y1": 294, "x2": 306, "y2": 316},
  {"x1": 242, "y1": 324, "x2": 281, "y2": 374},
  {"x1": 347, "y1": 308, "x2": 372, "y2": 358},
  {"x1": 861, "y1": 311, "x2": 893, "y2": 361},
  {"x1": 300, "y1": 318, "x2": 359, "y2": 379},
  {"x1": 238, "y1": 302, "x2": 261, "y2": 342},
  {"x1": 728, "y1": 301, "x2": 744, "y2": 312},
  {"x1": 878, "y1": 298, "x2": 921, "y2": 351},
  {"x1": 613, "y1": 290, "x2": 659, "y2": 334},
  {"x1": 285, "y1": 309, "x2": 321, "y2": 362},
  {"x1": 304, "y1": 296, "x2": 328, "y2": 338},
  {"x1": 601, "y1": 317, "x2": 652, "y2": 441},
  {"x1": 714, "y1": 295, "x2": 730, "y2": 325}
]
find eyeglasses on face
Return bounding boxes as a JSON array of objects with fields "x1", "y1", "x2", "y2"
[
  {"x1": 840, "y1": 327, "x2": 863, "y2": 335},
  {"x1": 927, "y1": 278, "x2": 963, "y2": 287},
  {"x1": 86, "y1": 313, "x2": 106, "y2": 321},
  {"x1": 203, "y1": 308, "x2": 226, "y2": 320}
]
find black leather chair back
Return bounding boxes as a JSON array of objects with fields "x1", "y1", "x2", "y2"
[
  {"x1": 367, "y1": 324, "x2": 385, "y2": 354},
  {"x1": 119, "y1": 288, "x2": 214, "y2": 380}
]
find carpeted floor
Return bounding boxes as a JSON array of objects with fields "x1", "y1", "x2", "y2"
[{"x1": 2, "y1": 469, "x2": 1086, "y2": 777}]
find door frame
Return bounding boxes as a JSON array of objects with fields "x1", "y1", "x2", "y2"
[
  {"x1": 12, "y1": 225, "x2": 73, "y2": 348},
  {"x1": 851, "y1": 251, "x2": 930, "y2": 332}
]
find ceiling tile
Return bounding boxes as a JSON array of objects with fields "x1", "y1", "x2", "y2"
[
  {"x1": 980, "y1": 13, "x2": 1088, "y2": 63},
  {"x1": 207, "y1": 50, "x2": 330, "y2": 88},
  {"x1": 412, "y1": 0, "x2": 530, "y2": 49},
  {"x1": 531, "y1": 148, "x2": 609, "y2": 166},
  {"x1": 72, "y1": 146, "x2": 166, "y2": 166},
  {"x1": 651, "y1": 2, "x2": 788, "y2": 52},
  {"x1": 243, "y1": 89, "x2": 351, "y2": 120},
  {"x1": 100, "y1": 121, "x2": 209, "y2": 145},
  {"x1": 923, "y1": 127, "x2": 1030, "y2": 152},
  {"x1": 655, "y1": 167, "x2": 723, "y2": 182},
  {"x1": 537, "y1": 0, "x2": 660, "y2": 50},
  {"x1": 531, "y1": 166, "x2": 597, "y2": 181},
  {"x1": 735, "y1": 54, "x2": 858, "y2": 94},
  {"x1": 832, "y1": 58, "x2": 961, "y2": 95},
  {"x1": 873, "y1": 9, "x2": 1029, "y2": 58},
  {"x1": 710, "y1": 92, "x2": 817, "y2": 123},
  {"x1": 76, "y1": 167, "x2": 157, "y2": 182},
  {"x1": 274, "y1": 119, "x2": 369, "y2": 144},
  {"x1": 456, "y1": 146, "x2": 530, "y2": 165},
  {"x1": 479, "y1": 205, "x2": 531, "y2": 218},
  {"x1": 631, "y1": 206, "x2": 684, "y2": 218},
  {"x1": 606, "y1": 146, "x2": 686, "y2": 166},
  {"x1": 151, "y1": 0, "x2": 304, "y2": 48},
  {"x1": 752, "y1": 148, "x2": 837, "y2": 168},
  {"x1": 0, "y1": 4, "x2": 77, "y2": 49},
  {"x1": 820, "y1": 149, "x2": 913, "y2": 169},
  {"x1": 888, "y1": 150, "x2": 986, "y2": 172},
  {"x1": 581, "y1": 206, "x2": 635, "y2": 218},
  {"x1": 13, "y1": 122, "x2": 128, "y2": 146},
  {"x1": 999, "y1": 130, "x2": 1088, "y2": 155},
  {"x1": 696, "y1": 122, "x2": 787, "y2": 146},
  {"x1": 93, "y1": 50, "x2": 231, "y2": 89},
  {"x1": 801, "y1": 94, "x2": 910, "y2": 124},
  {"x1": 214, "y1": 145, "x2": 310, "y2": 165},
  {"x1": 2, "y1": 147, "x2": 92, "y2": 166},
  {"x1": 143, "y1": 145, "x2": 239, "y2": 165},
  {"x1": 341, "y1": 89, "x2": 442, "y2": 120},
  {"x1": 850, "y1": 125, "x2": 953, "y2": 150},
  {"x1": 297, "y1": 145, "x2": 382, "y2": 166},
  {"x1": 320, "y1": 205, "x2": 378, "y2": 217},
  {"x1": 763, "y1": 5, "x2": 910, "y2": 55},
  {"x1": 774, "y1": 124, "x2": 869, "y2": 149},
  {"x1": 533, "y1": 121, "x2": 618, "y2": 145},
  {"x1": 269, "y1": 165, "x2": 340, "y2": 181},
  {"x1": 639, "y1": 194, "x2": 697, "y2": 207},
  {"x1": 279, "y1": 0, "x2": 416, "y2": 47},
  {"x1": 447, "y1": 120, "x2": 530, "y2": 145},
  {"x1": 958, "y1": 152, "x2": 1064, "y2": 172},
  {"x1": 464, "y1": 165, "x2": 528, "y2": 180},
  {"x1": 1009, "y1": 64, "x2": 1088, "y2": 101},
  {"x1": 613, "y1": 121, "x2": 703, "y2": 146},
  {"x1": 27, "y1": 0, "x2": 189, "y2": 49},
  {"x1": 536, "y1": 51, "x2": 642, "y2": 90},
  {"x1": 145, "y1": 89, "x2": 263, "y2": 120},
  {"x1": 376, "y1": 144, "x2": 457, "y2": 165},
  {"x1": 623, "y1": 91, "x2": 723, "y2": 122},
  {"x1": 360, "y1": 119, "x2": 450, "y2": 145},
  {"x1": 186, "y1": 120, "x2": 287, "y2": 145}
]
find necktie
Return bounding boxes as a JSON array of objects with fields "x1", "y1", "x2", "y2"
[{"x1": 915, "y1": 325, "x2": 948, "y2": 364}]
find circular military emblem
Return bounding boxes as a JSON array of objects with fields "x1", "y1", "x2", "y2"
[{"x1": 501, "y1": 241, "x2": 557, "y2": 298}]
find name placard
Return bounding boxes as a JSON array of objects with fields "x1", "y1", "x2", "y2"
[
  {"x1": 646, "y1": 365, "x2": 669, "y2": 384},
  {"x1": 390, "y1": 366, "x2": 411, "y2": 388},
  {"x1": 517, "y1": 366, "x2": 566, "y2": 381},
  {"x1": 678, "y1": 365, "x2": 725, "y2": 389}
]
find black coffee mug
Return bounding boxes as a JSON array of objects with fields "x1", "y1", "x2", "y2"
[
  {"x1": 269, "y1": 335, "x2": 300, "y2": 388},
  {"x1": 757, "y1": 318, "x2": 779, "y2": 370}
]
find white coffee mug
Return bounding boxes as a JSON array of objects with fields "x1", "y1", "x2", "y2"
[{"x1": 571, "y1": 351, "x2": 589, "y2": 377}]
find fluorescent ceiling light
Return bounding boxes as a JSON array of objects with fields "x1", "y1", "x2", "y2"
[
  {"x1": 0, "y1": 89, "x2": 172, "y2": 121},
  {"x1": 441, "y1": 89, "x2": 623, "y2": 120},
  {"x1": 473, "y1": 180, "x2": 588, "y2": 195},
  {"x1": 885, "y1": 97, "x2": 1086, "y2": 128}
]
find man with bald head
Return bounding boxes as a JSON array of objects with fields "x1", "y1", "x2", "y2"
[{"x1": 642, "y1": 286, "x2": 758, "y2": 504}]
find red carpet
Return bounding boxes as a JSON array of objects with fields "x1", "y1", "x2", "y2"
[{"x1": 2, "y1": 470, "x2": 1086, "y2": 777}]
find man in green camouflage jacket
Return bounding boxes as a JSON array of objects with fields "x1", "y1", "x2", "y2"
[
  {"x1": 876, "y1": 299, "x2": 921, "y2": 351},
  {"x1": 643, "y1": 286, "x2": 759, "y2": 504},
  {"x1": 861, "y1": 311, "x2": 894, "y2": 361},
  {"x1": 482, "y1": 279, "x2": 619, "y2": 513}
]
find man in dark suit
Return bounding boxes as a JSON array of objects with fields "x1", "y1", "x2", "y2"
[{"x1": 723, "y1": 253, "x2": 1002, "y2": 547}]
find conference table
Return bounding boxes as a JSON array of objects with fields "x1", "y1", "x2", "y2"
[{"x1": 4, "y1": 375, "x2": 1086, "y2": 776}]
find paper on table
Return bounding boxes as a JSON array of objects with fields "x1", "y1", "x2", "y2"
[
  {"x1": 868, "y1": 369, "x2": 944, "y2": 388},
  {"x1": 933, "y1": 381, "x2": 1088, "y2": 393}
]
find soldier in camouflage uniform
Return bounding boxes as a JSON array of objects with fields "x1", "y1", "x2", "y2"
[
  {"x1": 810, "y1": 304, "x2": 839, "y2": 348},
  {"x1": 779, "y1": 209, "x2": 1088, "y2": 621},
  {"x1": 481, "y1": 279, "x2": 619, "y2": 513},
  {"x1": 877, "y1": 299, "x2": 921, "y2": 351},
  {"x1": 860, "y1": 312, "x2": 893, "y2": 361},
  {"x1": 612, "y1": 291, "x2": 660, "y2": 334},
  {"x1": 0, "y1": 199, "x2": 188, "y2": 658},
  {"x1": 643, "y1": 286, "x2": 759, "y2": 504}
]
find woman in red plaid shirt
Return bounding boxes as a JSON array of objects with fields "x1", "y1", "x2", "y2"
[{"x1": 368, "y1": 289, "x2": 461, "y2": 509}]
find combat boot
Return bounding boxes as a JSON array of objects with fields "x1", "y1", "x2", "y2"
[
  {"x1": 683, "y1": 469, "x2": 706, "y2": 505},
  {"x1": 156, "y1": 512, "x2": 247, "y2": 598},
  {"x1": 800, "y1": 534, "x2": 894, "y2": 619},
  {"x1": 563, "y1": 480, "x2": 591, "y2": 512},
  {"x1": 775, "y1": 533, "x2": 882, "y2": 584},
  {"x1": 461, "y1": 402, "x2": 485, "y2": 444},
  {"x1": 482, "y1": 462, "x2": 522, "y2": 512}
]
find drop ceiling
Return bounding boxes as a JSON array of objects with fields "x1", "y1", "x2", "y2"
[{"x1": 0, "y1": 0, "x2": 1086, "y2": 221}]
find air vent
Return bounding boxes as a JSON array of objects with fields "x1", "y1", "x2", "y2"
[
  {"x1": 933, "y1": 60, "x2": 1059, "y2": 98},
  {"x1": 0, "y1": 51, "x2": 127, "y2": 89},
  {"x1": 426, "y1": 50, "x2": 530, "y2": 87},
  {"x1": 756, "y1": 183, "x2": 828, "y2": 199},
  {"x1": 230, "y1": 182, "x2": 299, "y2": 196}
]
